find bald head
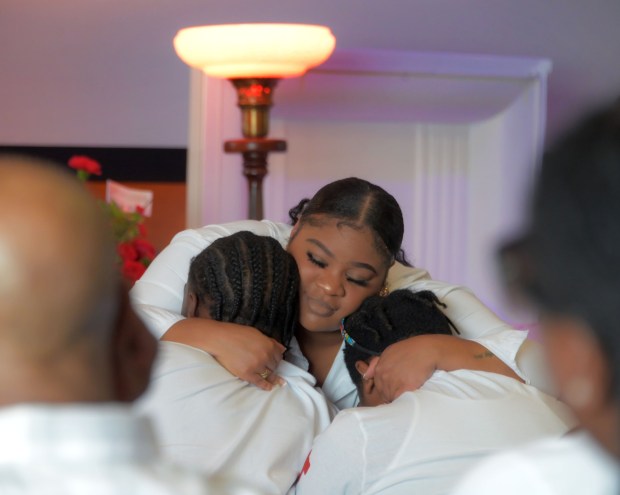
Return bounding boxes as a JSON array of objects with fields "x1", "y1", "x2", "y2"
[{"x1": 0, "y1": 155, "x2": 121, "y2": 402}]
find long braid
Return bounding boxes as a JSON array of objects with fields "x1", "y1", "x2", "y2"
[
  {"x1": 215, "y1": 247, "x2": 234, "y2": 322},
  {"x1": 268, "y1": 240, "x2": 283, "y2": 339},
  {"x1": 204, "y1": 254, "x2": 223, "y2": 321},
  {"x1": 249, "y1": 238, "x2": 264, "y2": 327},
  {"x1": 283, "y1": 266, "x2": 299, "y2": 344},
  {"x1": 188, "y1": 248, "x2": 221, "y2": 320},
  {"x1": 228, "y1": 239, "x2": 244, "y2": 321}
]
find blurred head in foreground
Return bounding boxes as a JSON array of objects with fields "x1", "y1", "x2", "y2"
[
  {"x1": 0, "y1": 155, "x2": 156, "y2": 405},
  {"x1": 499, "y1": 99, "x2": 620, "y2": 458}
]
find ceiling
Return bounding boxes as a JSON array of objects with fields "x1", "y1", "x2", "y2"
[{"x1": 1, "y1": 0, "x2": 619, "y2": 144}]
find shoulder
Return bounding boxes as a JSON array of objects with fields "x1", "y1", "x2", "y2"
[
  {"x1": 386, "y1": 261, "x2": 430, "y2": 289},
  {"x1": 452, "y1": 432, "x2": 619, "y2": 495},
  {"x1": 421, "y1": 370, "x2": 572, "y2": 421},
  {"x1": 155, "y1": 341, "x2": 216, "y2": 365},
  {"x1": 173, "y1": 220, "x2": 291, "y2": 247},
  {"x1": 316, "y1": 407, "x2": 366, "y2": 443},
  {"x1": 420, "y1": 370, "x2": 526, "y2": 398},
  {"x1": 327, "y1": 403, "x2": 404, "y2": 440},
  {"x1": 142, "y1": 342, "x2": 225, "y2": 393},
  {"x1": 386, "y1": 262, "x2": 481, "y2": 303},
  {"x1": 518, "y1": 432, "x2": 619, "y2": 482}
]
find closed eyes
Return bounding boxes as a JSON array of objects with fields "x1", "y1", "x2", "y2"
[{"x1": 307, "y1": 252, "x2": 370, "y2": 287}]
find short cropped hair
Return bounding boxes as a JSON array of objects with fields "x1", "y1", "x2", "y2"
[
  {"x1": 342, "y1": 289, "x2": 454, "y2": 388},
  {"x1": 187, "y1": 231, "x2": 299, "y2": 346}
]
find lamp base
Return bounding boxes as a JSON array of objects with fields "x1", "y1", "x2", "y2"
[
  {"x1": 230, "y1": 78, "x2": 279, "y2": 138},
  {"x1": 224, "y1": 138, "x2": 287, "y2": 220}
]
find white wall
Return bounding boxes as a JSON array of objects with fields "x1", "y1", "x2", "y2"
[
  {"x1": 0, "y1": 3, "x2": 189, "y2": 148},
  {"x1": 188, "y1": 49, "x2": 550, "y2": 318},
  {"x1": 466, "y1": 80, "x2": 545, "y2": 320}
]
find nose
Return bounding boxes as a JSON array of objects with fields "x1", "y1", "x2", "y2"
[{"x1": 316, "y1": 270, "x2": 345, "y2": 297}]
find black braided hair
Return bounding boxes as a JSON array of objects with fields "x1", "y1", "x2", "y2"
[
  {"x1": 288, "y1": 177, "x2": 411, "y2": 267},
  {"x1": 186, "y1": 231, "x2": 299, "y2": 346},
  {"x1": 342, "y1": 289, "x2": 454, "y2": 388}
]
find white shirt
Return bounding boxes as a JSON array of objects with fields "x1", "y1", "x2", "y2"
[
  {"x1": 130, "y1": 219, "x2": 550, "y2": 408},
  {"x1": 0, "y1": 403, "x2": 223, "y2": 495},
  {"x1": 135, "y1": 342, "x2": 334, "y2": 495},
  {"x1": 294, "y1": 370, "x2": 577, "y2": 495},
  {"x1": 450, "y1": 430, "x2": 620, "y2": 495}
]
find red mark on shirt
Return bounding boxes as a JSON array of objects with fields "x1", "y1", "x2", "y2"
[
  {"x1": 294, "y1": 450, "x2": 312, "y2": 485},
  {"x1": 301, "y1": 451, "x2": 312, "y2": 475}
]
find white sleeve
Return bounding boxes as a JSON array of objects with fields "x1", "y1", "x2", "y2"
[
  {"x1": 387, "y1": 262, "x2": 546, "y2": 388},
  {"x1": 130, "y1": 219, "x2": 292, "y2": 338},
  {"x1": 294, "y1": 412, "x2": 364, "y2": 495}
]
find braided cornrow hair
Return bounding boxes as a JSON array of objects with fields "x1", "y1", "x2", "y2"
[
  {"x1": 187, "y1": 231, "x2": 299, "y2": 346},
  {"x1": 342, "y1": 289, "x2": 455, "y2": 388}
]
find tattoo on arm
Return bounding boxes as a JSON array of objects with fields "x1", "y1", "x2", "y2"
[{"x1": 473, "y1": 350, "x2": 496, "y2": 360}]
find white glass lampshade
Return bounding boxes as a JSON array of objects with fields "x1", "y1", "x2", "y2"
[{"x1": 173, "y1": 23, "x2": 336, "y2": 78}]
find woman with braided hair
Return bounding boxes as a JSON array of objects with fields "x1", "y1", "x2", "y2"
[
  {"x1": 181, "y1": 231, "x2": 299, "y2": 346},
  {"x1": 136, "y1": 231, "x2": 333, "y2": 494},
  {"x1": 132, "y1": 177, "x2": 548, "y2": 411}
]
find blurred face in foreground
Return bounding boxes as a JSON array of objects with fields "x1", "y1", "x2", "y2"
[{"x1": 538, "y1": 313, "x2": 618, "y2": 458}]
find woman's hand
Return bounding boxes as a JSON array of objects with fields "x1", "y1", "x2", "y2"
[
  {"x1": 162, "y1": 319, "x2": 287, "y2": 391},
  {"x1": 365, "y1": 334, "x2": 522, "y2": 403},
  {"x1": 364, "y1": 334, "x2": 440, "y2": 403}
]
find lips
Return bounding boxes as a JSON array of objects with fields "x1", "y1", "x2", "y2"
[{"x1": 304, "y1": 294, "x2": 336, "y2": 317}]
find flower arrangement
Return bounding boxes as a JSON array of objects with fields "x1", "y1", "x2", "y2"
[{"x1": 68, "y1": 155, "x2": 156, "y2": 284}]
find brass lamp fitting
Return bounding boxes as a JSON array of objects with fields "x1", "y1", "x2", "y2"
[{"x1": 230, "y1": 78, "x2": 280, "y2": 138}]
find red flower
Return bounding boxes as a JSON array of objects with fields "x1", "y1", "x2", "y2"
[
  {"x1": 117, "y1": 242, "x2": 138, "y2": 261},
  {"x1": 122, "y1": 259, "x2": 146, "y2": 283},
  {"x1": 67, "y1": 154, "x2": 156, "y2": 285},
  {"x1": 68, "y1": 155, "x2": 102, "y2": 176},
  {"x1": 133, "y1": 238, "x2": 156, "y2": 260}
]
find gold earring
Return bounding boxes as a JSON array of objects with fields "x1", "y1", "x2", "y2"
[{"x1": 379, "y1": 286, "x2": 389, "y2": 297}]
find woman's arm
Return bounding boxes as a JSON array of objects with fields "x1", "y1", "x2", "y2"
[
  {"x1": 129, "y1": 220, "x2": 293, "y2": 390},
  {"x1": 365, "y1": 334, "x2": 523, "y2": 403},
  {"x1": 385, "y1": 262, "x2": 550, "y2": 392},
  {"x1": 130, "y1": 219, "x2": 292, "y2": 338},
  {"x1": 162, "y1": 318, "x2": 287, "y2": 391}
]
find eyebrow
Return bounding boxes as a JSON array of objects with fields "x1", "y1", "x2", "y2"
[{"x1": 307, "y1": 238, "x2": 378, "y2": 274}]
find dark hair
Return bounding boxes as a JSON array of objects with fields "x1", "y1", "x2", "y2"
[
  {"x1": 187, "y1": 231, "x2": 299, "y2": 346},
  {"x1": 342, "y1": 289, "x2": 454, "y2": 389},
  {"x1": 288, "y1": 177, "x2": 410, "y2": 266},
  {"x1": 499, "y1": 98, "x2": 620, "y2": 399}
]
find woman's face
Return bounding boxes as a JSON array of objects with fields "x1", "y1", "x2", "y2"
[{"x1": 287, "y1": 218, "x2": 389, "y2": 332}]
